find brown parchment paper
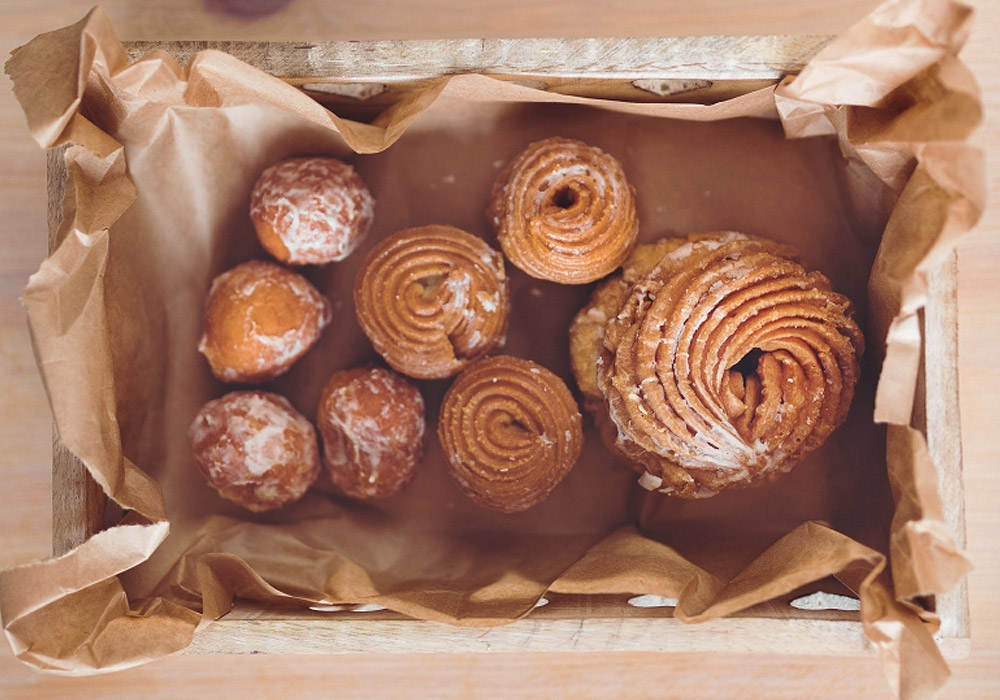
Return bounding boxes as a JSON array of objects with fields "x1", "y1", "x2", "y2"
[{"x1": 0, "y1": 0, "x2": 982, "y2": 696}]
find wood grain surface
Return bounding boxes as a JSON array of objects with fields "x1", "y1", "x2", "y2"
[{"x1": 1, "y1": 1, "x2": 997, "y2": 699}]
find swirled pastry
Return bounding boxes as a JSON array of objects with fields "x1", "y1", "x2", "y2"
[
  {"x1": 250, "y1": 156, "x2": 375, "y2": 266},
  {"x1": 488, "y1": 137, "x2": 639, "y2": 284},
  {"x1": 568, "y1": 238, "x2": 690, "y2": 460},
  {"x1": 569, "y1": 237, "x2": 690, "y2": 401},
  {"x1": 354, "y1": 225, "x2": 510, "y2": 380},
  {"x1": 584, "y1": 232, "x2": 864, "y2": 498},
  {"x1": 316, "y1": 366, "x2": 425, "y2": 499},
  {"x1": 438, "y1": 356, "x2": 583, "y2": 513},
  {"x1": 188, "y1": 390, "x2": 321, "y2": 512},
  {"x1": 198, "y1": 260, "x2": 332, "y2": 383}
]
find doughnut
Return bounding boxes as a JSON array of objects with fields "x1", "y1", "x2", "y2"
[
  {"x1": 353, "y1": 225, "x2": 510, "y2": 380},
  {"x1": 594, "y1": 231, "x2": 865, "y2": 498},
  {"x1": 488, "y1": 137, "x2": 639, "y2": 284},
  {"x1": 438, "y1": 355, "x2": 583, "y2": 513},
  {"x1": 198, "y1": 259, "x2": 331, "y2": 383},
  {"x1": 316, "y1": 366, "x2": 426, "y2": 499},
  {"x1": 569, "y1": 237, "x2": 690, "y2": 401},
  {"x1": 188, "y1": 390, "x2": 321, "y2": 512},
  {"x1": 250, "y1": 156, "x2": 375, "y2": 265}
]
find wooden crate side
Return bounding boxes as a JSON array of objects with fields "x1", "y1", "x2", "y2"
[
  {"x1": 183, "y1": 598, "x2": 970, "y2": 659},
  {"x1": 123, "y1": 35, "x2": 833, "y2": 82},
  {"x1": 47, "y1": 147, "x2": 109, "y2": 557},
  {"x1": 123, "y1": 36, "x2": 832, "y2": 110},
  {"x1": 921, "y1": 252, "x2": 970, "y2": 640}
]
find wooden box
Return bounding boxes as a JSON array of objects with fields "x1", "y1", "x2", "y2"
[{"x1": 47, "y1": 36, "x2": 969, "y2": 658}]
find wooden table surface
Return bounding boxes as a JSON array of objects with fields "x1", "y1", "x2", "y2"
[{"x1": 1, "y1": 1, "x2": 997, "y2": 698}]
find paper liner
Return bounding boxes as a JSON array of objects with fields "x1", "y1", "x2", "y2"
[
  {"x1": 0, "y1": 1, "x2": 981, "y2": 697},
  {"x1": 773, "y1": 0, "x2": 984, "y2": 425}
]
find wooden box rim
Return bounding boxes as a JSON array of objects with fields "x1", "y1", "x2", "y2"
[{"x1": 46, "y1": 34, "x2": 969, "y2": 659}]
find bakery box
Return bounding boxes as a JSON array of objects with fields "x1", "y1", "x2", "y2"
[{"x1": 1, "y1": 1, "x2": 981, "y2": 695}]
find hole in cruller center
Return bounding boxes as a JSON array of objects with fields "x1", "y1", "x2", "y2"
[
  {"x1": 730, "y1": 347, "x2": 764, "y2": 379},
  {"x1": 551, "y1": 186, "x2": 578, "y2": 209},
  {"x1": 416, "y1": 273, "x2": 446, "y2": 299}
]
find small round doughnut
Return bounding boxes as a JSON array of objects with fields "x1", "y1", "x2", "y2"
[
  {"x1": 438, "y1": 355, "x2": 583, "y2": 513},
  {"x1": 488, "y1": 137, "x2": 639, "y2": 284},
  {"x1": 353, "y1": 224, "x2": 510, "y2": 380},
  {"x1": 250, "y1": 156, "x2": 375, "y2": 265},
  {"x1": 188, "y1": 390, "x2": 321, "y2": 512},
  {"x1": 316, "y1": 366, "x2": 426, "y2": 499},
  {"x1": 198, "y1": 259, "x2": 331, "y2": 383}
]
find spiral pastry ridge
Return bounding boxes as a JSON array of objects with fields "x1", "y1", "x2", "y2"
[
  {"x1": 354, "y1": 225, "x2": 510, "y2": 380},
  {"x1": 489, "y1": 137, "x2": 639, "y2": 284},
  {"x1": 438, "y1": 356, "x2": 583, "y2": 513},
  {"x1": 582, "y1": 232, "x2": 863, "y2": 498}
]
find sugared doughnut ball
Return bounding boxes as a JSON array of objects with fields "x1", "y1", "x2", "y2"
[
  {"x1": 198, "y1": 259, "x2": 332, "y2": 383},
  {"x1": 188, "y1": 390, "x2": 321, "y2": 512},
  {"x1": 250, "y1": 156, "x2": 375, "y2": 265},
  {"x1": 316, "y1": 366, "x2": 426, "y2": 499}
]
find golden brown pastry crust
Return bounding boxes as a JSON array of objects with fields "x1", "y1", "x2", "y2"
[
  {"x1": 198, "y1": 260, "x2": 331, "y2": 383},
  {"x1": 316, "y1": 366, "x2": 425, "y2": 500},
  {"x1": 438, "y1": 355, "x2": 583, "y2": 513},
  {"x1": 353, "y1": 225, "x2": 510, "y2": 380},
  {"x1": 573, "y1": 232, "x2": 864, "y2": 498},
  {"x1": 569, "y1": 237, "x2": 690, "y2": 402},
  {"x1": 250, "y1": 156, "x2": 375, "y2": 266},
  {"x1": 489, "y1": 137, "x2": 639, "y2": 285},
  {"x1": 188, "y1": 390, "x2": 321, "y2": 512},
  {"x1": 568, "y1": 238, "x2": 694, "y2": 463}
]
